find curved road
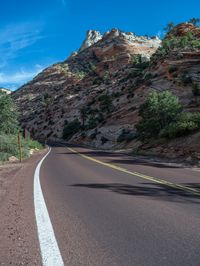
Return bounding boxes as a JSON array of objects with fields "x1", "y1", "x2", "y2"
[{"x1": 37, "y1": 144, "x2": 200, "y2": 266}]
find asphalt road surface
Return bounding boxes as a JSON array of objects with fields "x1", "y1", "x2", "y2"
[{"x1": 37, "y1": 144, "x2": 200, "y2": 266}]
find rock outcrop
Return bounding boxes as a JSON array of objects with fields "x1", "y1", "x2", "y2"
[
  {"x1": 167, "y1": 22, "x2": 200, "y2": 38},
  {"x1": 79, "y1": 30, "x2": 102, "y2": 52},
  {"x1": 0, "y1": 88, "x2": 11, "y2": 94}
]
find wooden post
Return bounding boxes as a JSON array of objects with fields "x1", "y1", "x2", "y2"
[{"x1": 18, "y1": 132, "x2": 22, "y2": 163}]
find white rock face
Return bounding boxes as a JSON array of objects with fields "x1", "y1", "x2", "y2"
[
  {"x1": 78, "y1": 29, "x2": 161, "y2": 58},
  {"x1": 103, "y1": 29, "x2": 161, "y2": 48},
  {"x1": 79, "y1": 30, "x2": 102, "y2": 52},
  {"x1": 0, "y1": 88, "x2": 11, "y2": 94}
]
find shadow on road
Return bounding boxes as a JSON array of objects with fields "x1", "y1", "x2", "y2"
[
  {"x1": 71, "y1": 182, "x2": 200, "y2": 204},
  {"x1": 56, "y1": 150, "x2": 182, "y2": 169}
]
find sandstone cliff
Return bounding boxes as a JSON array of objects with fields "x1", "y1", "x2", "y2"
[{"x1": 13, "y1": 29, "x2": 160, "y2": 142}]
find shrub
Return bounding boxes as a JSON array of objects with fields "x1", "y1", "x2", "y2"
[
  {"x1": 192, "y1": 83, "x2": 200, "y2": 96},
  {"x1": 25, "y1": 138, "x2": 43, "y2": 150},
  {"x1": 97, "y1": 112, "x2": 104, "y2": 123},
  {"x1": 144, "y1": 73, "x2": 153, "y2": 80},
  {"x1": 160, "y1": 121, "x2": 198, "y2": 138},
  {"x1": 168, "y1": 66, "x2": 178, "y2": 73},
  {"x1": 136, "y1": 91, "x2": 182, "y2": 139},
  {"x1": 90, "y1": 129, "x2": 98, "y2": 139},
  {"x1": 98, "y1": 94, "x2": 112, "y2": 112},
  {"x1": 63, "y1": 119, "x2": 81, "y2": 140},
  {"x1": 0, "y1": 92, "x2": 43, "y2": 161},
  {"x1": 0, "y1": 91, "x2": 19, "y2": 134},
  {"x1": 188, "y1": 18, "x2": 200, "y2": 26},
  {"x1": 152, "y1": 32, "x2": 200, "y2": 62},
  {"x1": 164, "y1": 22, "x2": 175, "y2": 34},
  {"x1": 93, "y1": 77, "x2": 103, "y2": 85},
  {"x1": 117, "y1": 130, "x2": 138, "y2": 142},
  {"x1": 112, "y1": 92, "x2": 121, "y2": 98},
  {"x1": 160, "y1": 112, "x2": 200, "y2": 138},
  {"x1": 181, "y1": 72, "x2": 192, "y2": 85},
  {"x1": 101, "y1": 136, "x2": 108, "y2": 144},
  {"x1": 86, "y1": 117, "x2": 97, "y2": 129},
  {"x1": 0, "y1": 134, "x2": 43, "y2": 161},
  {"x1": 131, "y1": 54, "x2": 150, "y2": 69}
]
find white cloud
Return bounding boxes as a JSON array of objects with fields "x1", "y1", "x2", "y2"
[
  {"x1": 0, "y1": 22, "x2": 44, "y2": 68},
  {"x1": 0, "y1": 65, "x2": 44, "y2": 89}
]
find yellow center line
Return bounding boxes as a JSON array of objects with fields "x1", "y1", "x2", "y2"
[{"x1": 67, "y1": 147, "x2": 200, "y2": 196}]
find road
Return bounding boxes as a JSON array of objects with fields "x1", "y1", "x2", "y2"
[
  {"x1": 38, "y1": 144, "x2": 200, "y2": 266},
  {"x1": 0, "y1": 144, "x2": 200, "y2": 266}
]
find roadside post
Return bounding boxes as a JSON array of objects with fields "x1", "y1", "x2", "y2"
[{"x1": 18, "y1": 132, "x2": 22, "y2": 163}]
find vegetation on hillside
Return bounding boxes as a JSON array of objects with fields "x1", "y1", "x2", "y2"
[
  {"x1": 152, "y1": 20, "x2": 200, "y2": 62},
  {"x1": 0, "y1": 91, "x2": 43, "y2": 162},
  {"x1": 0, "y1": 91, "x2": 19, "y2": 134},
  {"x1": 152, "y1": 32, "x2": 200, "y2": 62},
  {"x1": 63, "y1": 119, "x2": 81, "y2": 140},
  {"x1": 136, "y1": 91, "x2": 200, "y2": 140}
]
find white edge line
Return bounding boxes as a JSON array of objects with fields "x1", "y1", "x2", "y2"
[{"x1": 34, "y1": 147, "x2": 65, "y2": 266}]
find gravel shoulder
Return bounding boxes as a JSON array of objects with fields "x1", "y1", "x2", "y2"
[{"x1": 0, "y1": 149, "x2": 47, "y2": 266}]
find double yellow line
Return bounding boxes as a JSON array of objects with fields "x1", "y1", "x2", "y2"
[{"x1": 67, "y1": 147, "x2": 200, "y2": 196}]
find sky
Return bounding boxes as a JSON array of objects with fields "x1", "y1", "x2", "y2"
[{"x1": 0, "y1": 0, "x2": 199, "y2": 91}]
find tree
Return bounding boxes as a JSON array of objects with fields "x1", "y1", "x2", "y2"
[
  {"x1": 136, "y1": 91, "x2": 182, "y2": 139},
  {"x1": 188, "y1": 18, "x2": 200, "y2": 26},
  {"x1": 164, "y1": 22, "x2": 175, "y2": 34},
  {"x1": 80, "y1": 107, "x2": 88, "y2": 127},
  {"x1": 62, "y1": 119, "x2": 81, "y2": 140},
  {"x1": 0, "y1": 91, "x2": 19, "y2": 134},
  {"x1": 98, "y1": 94, "x2": 112, "y2": 112}
]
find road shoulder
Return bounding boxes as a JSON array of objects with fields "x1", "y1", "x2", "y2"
[{"x1": 0, "y1": 149, "x2": 47, "y2": 266}]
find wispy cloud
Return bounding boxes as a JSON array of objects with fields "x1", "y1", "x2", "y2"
[
  {"x1": 61, "y1": 0, "x2": 67, "y2": 6},
  {"x1": 0, "y1": 22, "x2": 44, "y2": 68},
  {"x1": 0, "y1": 64, "x2": 45, "y2": 90}
]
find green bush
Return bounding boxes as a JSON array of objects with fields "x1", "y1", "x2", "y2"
[
  {"x1": 0, "y1": 134, "x2": 20, "y2": 160},
  {"x1": 0, "y1": 134, "x2": 43, "y2": 161},
  {"x1": 136, "y1": 91, "x2": 182, "y2": 139},
  {"x1": 192, "y1": 83, "x2": 200, "y2": 96},
  {"x1": 152, "y1": 32, "x2": 200, "y2": 62},
  {"x1": 98, "y1": 94, "x2": 112, "y2": 112},
  {"x1": 86, "y1": 117, "x2": 97, "y2": 129},
  {"x1": 160, "y1": 112, "x2": 200, "y2": 138},
  {"x1": 63, "y1": 119, "x2": 81, "y2": 140},
  {"x1": 0, "y1": 91, "x2": 43, "y2": 162},
  {"x1": 24, "y1": 138, "x2": 43, "y2": 150},
  {"x1": 0, "y1": 91, "x2": 19, "y2": 134},
  {"x1": 131, "y1": 54, "x2": 150, "y2": 69}
]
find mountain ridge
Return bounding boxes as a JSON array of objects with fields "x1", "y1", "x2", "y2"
[{"x1": 13, "y1": 23, "x2": 200, "y2": 160}]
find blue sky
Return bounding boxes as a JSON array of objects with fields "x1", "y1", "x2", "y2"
[{"x1": 0, "y1": 0, "x2": 199, "y2": 90}]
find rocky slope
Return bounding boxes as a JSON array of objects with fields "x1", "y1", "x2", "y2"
[
  {"x1": 13, "y1": 23, "x2": 200, "y2": 160},
  {"x1": 13, "y1": 29, "x2": 161, "y2": 141}
]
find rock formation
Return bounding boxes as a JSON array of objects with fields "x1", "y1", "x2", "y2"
[
  {"x1": 79, "y1": 30, "x2": 102, "y2": 52},
  {"x1": 13, "y1": 24, "x2": 200, "y2": 159},
  {"x1": 0, "y1": 88, "x2": 11, "y2": 94}
]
